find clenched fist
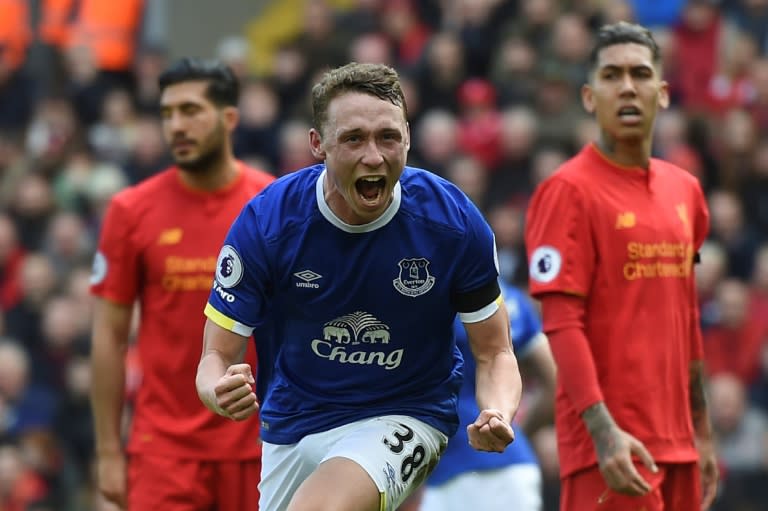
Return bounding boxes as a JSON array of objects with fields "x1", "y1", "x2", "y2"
[
  {"x1": 213, "y1": 364, "x2": 259, "y2": 421},
  {"x1": 467, "y1": 409, "x2": 515, "y2": 453}
]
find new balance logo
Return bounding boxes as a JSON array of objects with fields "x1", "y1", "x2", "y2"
[
  {"x1": 158, "y1": 228, "x2": 183, "y2": 245},
  {"x1": 294, "y1": 270, "x2": 322, "y2": 288},
  {"x1": 615, "y1": 212, "x2": 636, "y2": 229}
]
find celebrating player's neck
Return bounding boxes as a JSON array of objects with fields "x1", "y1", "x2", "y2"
[{"x1": 596, "y1": 135, "x2": 651, "y2": 170}]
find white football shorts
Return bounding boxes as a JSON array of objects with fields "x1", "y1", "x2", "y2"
[{"x1": 259, "y1": 414, "x2": 448, "y2": 511}]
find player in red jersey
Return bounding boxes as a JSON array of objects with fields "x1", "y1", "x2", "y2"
[
  {"x1": 90, "y1": 58, "x2": 274, "y2": 510},
  {"x1": 524, "y1": 22, "x2": 719, "y2": 511}
]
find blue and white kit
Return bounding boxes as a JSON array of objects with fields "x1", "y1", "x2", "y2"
[{"x1": 205, "y1": 164, "x2": 501, "y2": 445}]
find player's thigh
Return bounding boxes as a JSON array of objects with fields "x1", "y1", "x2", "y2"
[
  {"x1": 127, "y1": 454, "x2": 213, "y2": 511},
  {"x1": 560, "y1": 464, "x2": 665, "y2": 511},
  {"x1": 213, "y1": 459, "x2": 261, "y2": 511},
  {"x1": 259, "y1": 441, "x2": 318, "y2": 511},
  {"x1": 288, "y1": 415, "x2": 447, "y2": 511},
  {"x1": 421, "y1": 464, "x2": 543, "y2": 511},
  {"x1": 660, "y1": 462, "x2": 700, "y2": 511}
]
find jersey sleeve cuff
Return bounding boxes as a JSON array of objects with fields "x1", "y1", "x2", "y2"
[
  {"x1": 204, "y1": 303, "x2": 254, "y2": 337},
  {"x1": 458, "y1": 294, "x2": 502, "y2": 324}
]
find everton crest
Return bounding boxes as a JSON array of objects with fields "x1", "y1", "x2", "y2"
[{"x1": 393, "y1": 258, "x2": 435, "y2": 297}]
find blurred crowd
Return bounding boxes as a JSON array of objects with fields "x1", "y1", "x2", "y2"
[{"x1": 0, "y1": 0, "x2": 766, "y2": 510}]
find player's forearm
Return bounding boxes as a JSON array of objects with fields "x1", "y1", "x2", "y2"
[
  {"x1": 581, "y1": 401, "x2": 620, "y2": 456},
  {"x1": 196, "y1": 319, "x2": 249, "y2": 414},
  {"x1": 90, "y1": 334, "x2": 128, "y2": 454},
  {"x1": 475, "y1": 350, "x2": 523, "y2": 424},
  {"x1": 689, "y1": 360, "x2": 714, "y2": 440},
  {"x1": 196, "y1": 351, "x2": 231, "y2": 413}
]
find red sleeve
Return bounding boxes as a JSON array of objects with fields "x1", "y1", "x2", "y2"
[
  {"x1": 90, "y1": 196, "x2": 139, "y2": 304},
  {"x1": 525, "y1": 177, "x2": 595, "y2": 298},
  {"x1": 690, "y1": 181, "x2": 709, "y2": 361},
  {"x1": 541, "y1": 292, "x2": 604, "y2": 415}
]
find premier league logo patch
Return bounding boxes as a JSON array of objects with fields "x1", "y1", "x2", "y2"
[
  {"x1": 529, "y1": 245, "x2": 561, "y2": 283},
  {"x1": 215, "y1": 245, "x2": 244, "y2": 288},
  {"x1": 393, "y1": 258, "x2": 435, "y2": 297}
]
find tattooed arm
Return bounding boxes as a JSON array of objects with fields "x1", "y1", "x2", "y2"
[
  {"x1": 581, "y1": 402, "x2": 657, "y2": 496},
  {"x1": 690, "y1": 360, "x2": 718, "y2": 510}
]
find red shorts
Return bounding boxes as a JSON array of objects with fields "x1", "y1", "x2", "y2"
[
  {"x1": 128, "y1": 453, "x2": 261, "y2": 511},
  {"x1": 560, "y1": 462, "x2": 700, "y2": 511}
]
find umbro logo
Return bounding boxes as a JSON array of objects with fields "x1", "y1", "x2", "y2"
[{"x1": 294, "y1": 270, "x2": 322, "y2": 289}]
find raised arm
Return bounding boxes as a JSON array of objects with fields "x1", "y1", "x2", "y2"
[
  {"x1": 464, "y1": 304, "x2": 522, "y2": 453},
  {"x1": 196, "y1": 318, "x2": 259, "y2": 421}
]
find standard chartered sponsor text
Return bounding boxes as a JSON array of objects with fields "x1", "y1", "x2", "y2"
[{"x1": 623, "y1": 241, "x2": 693, "y2": 280}]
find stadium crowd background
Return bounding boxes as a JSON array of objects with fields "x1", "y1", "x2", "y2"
[{"x1": 0, "y1": 0, "x2": 766, "y2": 510}]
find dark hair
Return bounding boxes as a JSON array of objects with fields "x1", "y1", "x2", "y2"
[
  {"x1": 588, "y1": 22, "x2": 661, "y2": 73},
  {"x1": 311, "y1": 62, "x2": 407, "y2": 134},
  {"x1": 157, "y1": 57, "x2": 240, "y2": 107}
]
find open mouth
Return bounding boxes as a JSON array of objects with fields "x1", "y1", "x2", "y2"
[
  {"x1": 618, "y1": 106, "x2": 642, "y2": 123},
  {"x1": 355, "y1": 176, "x2": 387, "y2": 206}
]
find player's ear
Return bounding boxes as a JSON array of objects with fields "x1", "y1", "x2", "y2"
[
  {"x1": 658, "y1": 80, "x2": 670, "y2": 109},
  {"x1": 581, "y1": 83, "x2": 595, "y2": 114},
  {"x1": 404, "y1": 121, "x2": 411, "y2": 152},
  {"x1": 222, "y1": 105, "x2": 239, "y2": 132},
  {"x1": 309, "y1": 128, "x2": 326, "y2": 160}
]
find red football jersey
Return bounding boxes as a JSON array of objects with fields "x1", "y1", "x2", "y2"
[
  {"x1": 525, "y1": 144, "x2": 710, "y2": 477},
  {"x1": 91, "y1": 163, "x2": 274, "y2": 460}
]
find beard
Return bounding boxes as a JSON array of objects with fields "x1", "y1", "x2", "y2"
[{"x1": 173, "y1": 124, "x2": 227, "y2": 174}]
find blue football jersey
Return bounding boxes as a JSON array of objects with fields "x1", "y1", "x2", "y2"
[
  {"x1": 427, "y1": 282, "x2": 545, "y2": 486},
  {"x1": 205, "y1": 165, "x2": 500, "y2": 444}
]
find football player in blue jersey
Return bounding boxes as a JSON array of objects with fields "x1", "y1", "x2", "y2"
[
  {"x1": 194, "y1": 62, "x2": 523, "y2": 511},
  {"x1": 416, "y1": 281, "x2": 556, "y2": 511}
]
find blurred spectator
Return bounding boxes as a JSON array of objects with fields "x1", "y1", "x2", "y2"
[
  {"x1": 276, "y1": 118, "x2": 318, "y2": 175},
  {"x1": 456, "y1": 78, "x2": 503, "y2": 169},
  {"x1": 233, "y1": 79, "x2": 281, "y2": 170},
  {"x1": 88, "y1": 88, "x2": 139, "y2": 166},
  {"x1": 65, "y1": 0, "x2": 146, "y2": 90},
  {"x1": 708, "y1": 188, "x2": 761, "y2": 280},
  {"x1": 25, "y1": 97, "x2": 79, "y2": 175},
  {"x1": 627, "y1": 0, "x2": 686, "y2": 28},
  {"x1": 444, "y1": 154, "x2": 488, "y2": 210},
  {"x1": 532, "y1": 59, "x2": 586, "y2": 151},
  {"x1": 703, "y1": 279, "x2": 767, "y2": 385},
  {"x1": 380, "y1": 0, "x2": 431, "y2": 67},
  {"x1": 294, "y1": 0, "x2": 348, "y2": 75},
  {"x1": 42, "y1": 211, "x2": 93, "y2": 281},
  {"x1": 348, "y1": 31, "x2": 394, "y2": 66},
  {"x1": 4, "y1": 254, "x2": 58, "y2": 370},
  {"x1": 53, "y1": 145, "x2": 127, "y2": 219},
  {"x1": 673, "y1": 0, "x2": 730, "y2": 113},
  {"x1": 64, "y1": 44, "x2": 115, "y2": 128},
  {"x1": 708, "y1": 372, "x2": 768, "y2": 510},
  {"x1": 414, "y1": 31, "x2": 467, "y2": 113},
  {"x1": 546, "y1": 12, "x2": 592, "y2": 89},
  {"x1": 741, "y1": 137, "x2": 768, "y2": 237},
  {"x1": 697, "y1": 239, "x2": 730, "y2": 328},
  {"x1": 409, "y1": 109, "x2": 460, "y2": 177},
  {"x1": 489, "y1": 34, "x2": 539, "y2": 106},
  {"x1": 487, "y1": 105, "x2": 539, "y2": 205},
  {"x1": 132, "y1": 45, "x2": 166, "y2": 116},
  {"x1": 750, "y1": 244, "x2": 768, "y2": 324},
  {"x1": 487, "y1": 202, "x2": 527, "y2": 286},
  {"x1": 0, "y1": 440, "x2": 49, "y2": 511},
  {"x1": 0, "y1": 215, "x2": 24, "y2": 312},
  {"x1": 122, "y1": 115, "x2": 169, "y2": 184},
  {"x1": 8, "y1": 174, "x2": 55, "y2": 252},
  {"x1": 0, "y1": 340, "x2": 57, "y2": 438}
]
